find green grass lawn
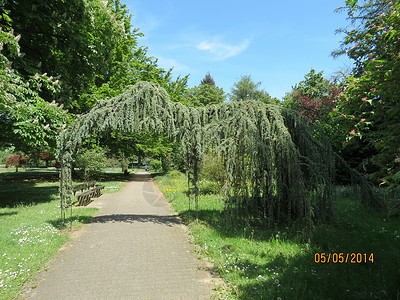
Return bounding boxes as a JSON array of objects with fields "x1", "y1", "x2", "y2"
[
  {"x1": 0, "y1": 171, "x2": 126, "y2": 300},
  {"x1": 154, "y1": 172, "x2": 400, "y2": 300}
]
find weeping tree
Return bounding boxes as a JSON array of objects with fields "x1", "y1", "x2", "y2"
[
  {"x1": 199, "y1": 101, "x2": 334, "y2": 226},
  {"x1": 59, "y1": 81, "x2": 383, "y2": 225}
]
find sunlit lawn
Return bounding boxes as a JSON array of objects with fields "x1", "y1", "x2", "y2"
[
  {"x1": 0, "y1": 170, "x2": 126, "y2": 300},
  {"x1": 155, "y1": 172, "x2": 400, "y2": 300}
]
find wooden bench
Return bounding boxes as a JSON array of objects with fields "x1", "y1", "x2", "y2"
[
  {"x1": 72, "y1": 183, "x2": 87, "y2": 197},
  {"x1": 77, "y1": 189, "x2": 97, "y2": 206},
  {"x1": 87, "y1": 180, "x2": 105, "y2": 197},
  {"x1": 74, "y1": 181, "x2": 105, "y2": 206}
]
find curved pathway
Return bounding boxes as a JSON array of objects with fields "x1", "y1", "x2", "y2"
[{"x1": 20, "y1": 171, "x2": 216, "y2": 299}]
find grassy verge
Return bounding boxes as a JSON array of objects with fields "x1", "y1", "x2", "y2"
[
  {"x1": 0, "y1": 174, "x2": 126, "y2": 300},
  {"x1": 154, "y1": 172, "x2": 400, "y2": 300}
]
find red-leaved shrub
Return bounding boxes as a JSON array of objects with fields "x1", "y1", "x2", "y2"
[{"x1": 5, "y1": 155, "x2": 28, "y2": 172}]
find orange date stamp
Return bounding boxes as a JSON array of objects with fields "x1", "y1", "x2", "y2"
[{"x1": 314, "y1": 252, "x2": 374, "y2": 264}]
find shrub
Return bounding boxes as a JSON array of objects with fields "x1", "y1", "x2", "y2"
[
  {"x1": 150, "y1": 159, "x2": 162, "y2": 172},
  {"x1": 169, "y1": 170, "x2": 182, "y2": 178},
  {"x1": 39, "y1": 151, "x2": 55, "y2": 167},
  {"x1": 0, "y1": 149, "x2": 15, "y2": 165},
  {"x1": 200, "y1": 153, "x2": 227, "y2": 188},
  {"x1": 5, "y1": 155, "x2": 28, "y2": 172},
  {"x1": 75, "y1": 148, "x2": 107, "y2": 181},
  {"x1": 106, "y1": 157, "x2": 121, "y2": 168}
]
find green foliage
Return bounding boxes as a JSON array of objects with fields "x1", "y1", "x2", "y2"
[
  {"x1": 333, "y1": 0, "x2": 400, "y2": 184},
  {"x1": 229, "y1": 75, "x2": 279, "y2": 104},
  {"x1": 200, "y1": 72, "x2": 216, "y2": 86},
  {"x1": 282, "y1": 69, "x2": 335, "y2": 114},
  {"x1": 149, "y1": 159, "x2": 162, "y2": 172},
  {"x1": 183, "y1": 72, "x2": 225, "y2": 107},
  {"x1": 0, "y1": 24, "x2": 70, "y2": 154},
  {"x1": 200, "y1": 152, "x2": 227, "y2": 190},
  {"x1": 282, "y1": 70, "x2": 345, "y2": 152},
  {"x1": 0, "y1": 147, "x2": 15, "y2": 165},
  {"x1": 58, "y1": 81, "x2": 379, "y2": 227},
  {"x1": 297, "y1": 69, "x2": 331, "y2": 98},
  {"x1": 1, "y1": 0, "x2": 188, "y2": 114},
  {"x1": 1, "y1": 0, "x2": 189, "y2": 169},
  {"x1": 183, "y1": 83, "x2": 225, "y2": 107},
  {"x1": 75, "y1": 147, "x2": 108, "y2": 181},
  {"x1": 2, "y1": 0, "x2": 129, "y2": 112},
  {"x1": 169, "y1": 169, "x2": 183, "y2": 178},
  {"x1": 100, "y1": 130, "x2": 175, "y2": 173}
]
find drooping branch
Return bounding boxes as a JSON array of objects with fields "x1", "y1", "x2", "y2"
[{"x1": 59, "y1": 81, "x2": 382, "y2": 227}]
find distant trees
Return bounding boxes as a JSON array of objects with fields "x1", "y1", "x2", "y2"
[
  {"x1": 283, "y1": 69, "x2": 338, "y2": 121},
  {"x1": 282, "y1": 70, "x2": 344, "y2": 151},
  {"x1": 184, "y1": 73, "x2": 225, "y2": 107},
  {"x1": 75, "y1": 148, "x2": 108, "y2": 181},
  {"x1": 39, "y1": 151, "x2": 55, "y2": 167},
  {"x1": 230, "y1": 75, "x2": 279, "y2": 104},
  {"x1": 200, "y1": 72, "x2": 216, "y2": 86}
]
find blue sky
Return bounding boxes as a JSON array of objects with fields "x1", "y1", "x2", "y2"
[{"x1": 124, "y1": 0, "x2": 352, "y2": 100}]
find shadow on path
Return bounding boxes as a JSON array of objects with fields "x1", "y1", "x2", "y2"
[
  {"x1": 90, "y1": 214, "x2": 181, "y2": 227},
  {"x1": 130, "y1": 173, "x2": 151, "y2": 182}
]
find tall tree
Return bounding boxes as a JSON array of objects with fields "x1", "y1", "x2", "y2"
[
  {"x1": 200, "y1": 72, "x2": 215, "y2": 86},
  {"x1": 1, "y1": 0, "x2": 188, "y2": 113},
  {"x1": 184, "y1": 73, "x2": 225, "y2": 107},
  {"x1": 283, "y1": 69, "x2": 336, "y2": 118},
  {"x1": 0, "y1": 23, "x2": 69, "y2": 155},
  {"x1": 229, "y1": 75, "x2": 279, "y2": 104},
  {"x1": 333, "y1": 0, "x2": 400, "y2": 183},
  {"x1": 282, "y1": 70, "x2": 345, "y2": 152},
  {"x1": 1, "y1": 0, "x2": 130, "y2": 112},
  {"x1": 1, "y1": 0, "x2": 189, "y2": 163}
]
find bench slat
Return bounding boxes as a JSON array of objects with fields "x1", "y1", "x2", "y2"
[
  {"x1": 77, "y1": 189, "x2": 97, "y2": 206},
  {"x1": 75, "y1": 182, "x2": 104, "y2": 205}
]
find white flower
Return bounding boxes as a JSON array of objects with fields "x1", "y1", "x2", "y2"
[{"x1": 43, "y1": 124, "x2": 50, "y2": 131}]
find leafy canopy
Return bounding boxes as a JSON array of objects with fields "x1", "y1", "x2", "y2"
[
  {"x1": 229, "y1": 75, "x2": 279, "y2": 104},
  {"x1": 0, "y1": 25, "x2": 69, "y2": 155},
  {"x1": 333, "y1": 0, "x2": 400, "y2": 183},
  {"x1": 184, "y1": 73, "x2": 225, "y2": 107},
  {"x1": 59, "y1": 82, "x2": 382, "y2": 227}
]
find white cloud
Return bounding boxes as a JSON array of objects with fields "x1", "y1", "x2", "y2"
[
  {"x1": 156, "y1": 56, "x2": 190, "y2": 73},
  {"x1": 196, "y1": 38, "x2": 250, "y2": 61}
]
